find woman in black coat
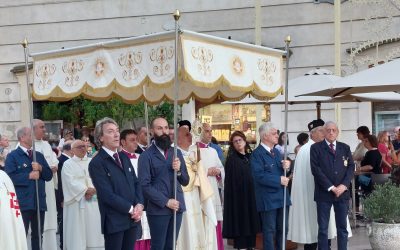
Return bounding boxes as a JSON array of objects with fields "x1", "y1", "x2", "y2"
[{"x1": 222, "y1": 131, "x2": 261, "y2": 250}]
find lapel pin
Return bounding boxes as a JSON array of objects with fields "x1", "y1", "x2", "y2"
[{"x1": 343, "y1": 156, "x2": 349, "y2": 167}]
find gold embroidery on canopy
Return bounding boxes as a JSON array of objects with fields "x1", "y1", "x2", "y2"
[
  {"x1": 62, "y1": 59, "x2": 84, "y2": 87},
  {"x1": 257, "y1": 58, "x2": 277, "y2": 86},
  {"x1": 118, "y1": 51, "x2": 142, "y2": 80},
  {"x1": 191, "y1": 46, "x2": 213, "y2": 76},
  {"x1": 35, "y1": 63, "x2": 56, "y2": 90},
  {"x1": 94, "y1": 58, "x2": 106, "y2": 78},
  {"x1": 150, "y1": 46, "x2": 174, "y2": 76},
  {"x1": 231, "y1": 56, "x2": 244, "y2": 75}
]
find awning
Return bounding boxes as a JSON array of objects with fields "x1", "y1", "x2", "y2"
[{"x1": 32, "y1": 30, "x2": 284, "y2": 104}]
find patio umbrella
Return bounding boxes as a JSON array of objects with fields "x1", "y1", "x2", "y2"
[
  {"x1": 223, "y1": 68, "x2": 340, "y2": 119},
  {"x1": 298, "y1": 58, "x2": 400, "y2": 97},
  {"x1": 224, "y1": 68, "x2": 400, "y2": 117}
]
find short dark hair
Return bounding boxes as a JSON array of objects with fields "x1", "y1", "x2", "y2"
[
  {"x1": 297, "y1": 132, "x2": 309, "y2": 145},
  {"x1": 120, "y1": 129, "x2": 137, "y2": 141},
  {"x1": 356, "y1": 126, "x2": 370, "y2": 137},
  {"x1": 178, "y1": 120, "x2": 192, "y2": 132}
]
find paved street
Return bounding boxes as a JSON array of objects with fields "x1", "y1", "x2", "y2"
[
  {"x1": 27, "y1": 226, "x2": 371, "y2": 250},
  {"x1": 224, "y1": 227, "x2": 371, "y2": 250}
]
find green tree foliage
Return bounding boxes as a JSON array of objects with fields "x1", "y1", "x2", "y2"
[{"x1": 41, "y1": 97, "x2": 175, "y2": 128}]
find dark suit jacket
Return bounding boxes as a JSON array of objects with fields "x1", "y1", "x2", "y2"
[
  {"x1": 5, "y1": 147, "x2": 53, "y2": 211},
  {"x1": 138, "y1": 144, "x2": 189, "y2": 215},
  {"x1": 310, "y1": 140, "x2": 355, "y2": 202},
  {"x1": 89, "y1": 148, "x2": 144, "y2": 234},
  {"x1": 250, "y1": 145, "x2": 291, "y2": 212},
  {"x1": 135, "y1": 146, "x2": 144, "y2": 155},
  {"x1": 56, "y1": 153, "x2": 70, "y2": 205}
]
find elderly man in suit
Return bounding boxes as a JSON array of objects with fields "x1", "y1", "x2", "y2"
[
  {"x1": 250, "y1": 122, "x2": 291, "y2": 250},
  {"x1": 5, "y1": 127, "x2": 53, "y2": 250},
  {"x1": 311, "y1": 121, "x2": 354, "y2": 250},
  {"x1": 138, "y1": 117, "x2": 189, "y2": 250},
  {"x1": 89, "y1": 117, "x2": 144, "y2": 250}
]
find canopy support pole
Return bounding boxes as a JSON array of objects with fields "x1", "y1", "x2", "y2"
[
  {"x1": 172, "y1": 9, "x2": 181, "y2": 250},
  {"x1": 316, "y1": 101, "x2": 321, "y2": 119},
  {"x1": 143, "y1": 85, "x2": 150, "y2": 146},
  {"x1": 22, "y1": 38, "x2": 42, "y2": 250},
  {"x1": 282, "y1": 36, "x2": 291, "y2": 250}
]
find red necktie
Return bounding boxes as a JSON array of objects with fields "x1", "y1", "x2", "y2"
[
  {"x1": 329, "y1": 143, "x2": 336, "y2": 154},
  {"x1": 113, "y1": 153, "x2": 123, "y2": 169},
  {"x1": 122, "y1": 150, "x2": 137, "y2": 159},
  {"x1": 164, "y1": 149, "x2": 168, "y2": 159},
  {"x1": 197, "y1": 142, "x2": 208, "y2": 148},
  {"x1": 27, "y1": 149, "x2": 33, "y2": 159}
]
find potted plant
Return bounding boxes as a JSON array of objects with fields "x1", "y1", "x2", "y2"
[{"x1": 363, "y1": 182, "x2": 400, "y2": 250}]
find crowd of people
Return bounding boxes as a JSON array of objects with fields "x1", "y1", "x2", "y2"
[{"x1": 0, "y1": 116, "x2": 399, "y2": 250}]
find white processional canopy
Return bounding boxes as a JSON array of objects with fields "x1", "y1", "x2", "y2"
[{"x1": 32, "y1": 30, "x2": 285, "y2": 104}]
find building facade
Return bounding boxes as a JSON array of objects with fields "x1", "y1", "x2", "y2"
[{"x1": 1, "y1": 0, "x2": 399, "y2": 149}]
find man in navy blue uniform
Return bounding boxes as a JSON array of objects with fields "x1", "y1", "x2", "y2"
[
  {"x1": 89, "y1": 117, "x2": 144, "y2": 250},
  {"x1": 310, "y1": 121, "x2": 354, "y2": 250},
  {"x1": 138, "y1": 117, "x2": 189, "y2": 250},
  {"x1": 5, "y1": 127, "x2": 53, "y2": 250},
  {"x1": 250, "y1": 122, "x2": 291, "y2": 250}
]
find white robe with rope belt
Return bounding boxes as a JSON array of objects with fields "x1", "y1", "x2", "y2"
[{"x1": 62, "y1": 155, "x2": 104, "y2": 250}]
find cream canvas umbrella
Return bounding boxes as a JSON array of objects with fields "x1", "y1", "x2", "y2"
[
  {"x1": 224, "y1": 68, "x2": 400, "y2": 116},
  {"x1": 299, "y1": 58, "x2": 400, "y2": 97}
]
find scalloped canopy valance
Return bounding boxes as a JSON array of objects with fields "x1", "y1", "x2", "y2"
[{"x1": 32, "y1": 30, "x2": 284, "y2": 104}]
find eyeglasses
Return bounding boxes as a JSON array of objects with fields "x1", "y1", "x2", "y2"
[{"x1": 233, "y1": 138, "x2": 244, "y2": 144}]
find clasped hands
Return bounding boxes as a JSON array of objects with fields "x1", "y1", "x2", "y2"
[
  {"x1": 331, "y1": 184, "x2": 347, "y2": 198},
  {"x1": 85, "y1": 187, "x2": 96, "y2": 200},
  {"x1": 130, "y1": 204, "x2": 144, "y2": 222},
  {"x1": 207, "y1": 167, "x2": 221, "y2": 176}
]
